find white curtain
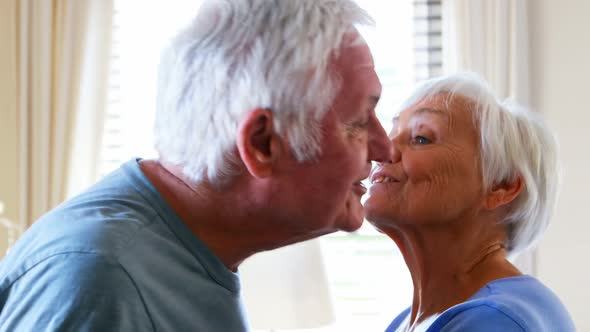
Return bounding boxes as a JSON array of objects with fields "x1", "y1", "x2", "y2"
[
  {"x1": 16, "y1": 0, "x2": 113, "y2": 229},
  {"x1": 442, "y1": 0, "x2": 535, "y2": 274},
  {"x1": 240, "y1": 239, "x2": 335, "y2": 330},
  {"x1": 442, "y1": 0, "x2": 530, "y2": 104}
]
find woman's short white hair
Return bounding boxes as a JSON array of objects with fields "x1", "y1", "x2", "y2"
[
  {"x1": 154, "y1": 0, "x2": 372, "y2": 186},
  {"x1": 401, "y1": 73, "x2": 561, "y2": 256}
]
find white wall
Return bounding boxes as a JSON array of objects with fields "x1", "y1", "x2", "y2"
[
  {"x1": 530, "y1": 0, "x2": 590, "y2": 330},
  {"x1": 0, "y1": 0, "x2": 20, "y2": 255}
]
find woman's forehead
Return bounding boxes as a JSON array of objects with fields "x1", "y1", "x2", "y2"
[
  {"x1": 393, "y1": 104, "x2": 448, "y2": 123},
  {"x1": 397, "y1": 94, "x2": 473, "y2": 121},
  {"x1": 391, "y1": 95, "x2": 479, "y2": 140}
]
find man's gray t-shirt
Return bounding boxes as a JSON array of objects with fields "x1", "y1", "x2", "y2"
[{"x1": 0, "y1": 159, "x2": 249, "y2": 331}]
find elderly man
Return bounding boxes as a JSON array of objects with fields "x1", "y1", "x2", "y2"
[{"x1": 0, "y1": 0, "x2": 390, "y2": 330}]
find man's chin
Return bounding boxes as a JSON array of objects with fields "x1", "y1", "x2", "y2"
[
  {"x1": 338, "y1": 197, "x2": 366, "y2": 232},
  {"x1": 337, "y1": 213, "x2": 365, "y2": 232},
  {"x1": 342, "y1": 220, "x2": 364, "y2": 232}
]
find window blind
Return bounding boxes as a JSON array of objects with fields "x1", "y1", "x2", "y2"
[
  {"x1": 97, "y1": 2, "x2": 124, "y2": 178},
  {"x1": 413, "y1": 0, "x2": 443, "y2": 81}
]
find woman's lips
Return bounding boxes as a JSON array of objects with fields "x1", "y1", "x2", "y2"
[{"x1": 370, "y1": 172, "x2": 400, "y2": 184}]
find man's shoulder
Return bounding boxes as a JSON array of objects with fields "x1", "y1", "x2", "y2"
[
  {"x1": 6, "y1": 192, "x2": 158, "y2": 265},
  {"x1": 0, "y1": 162, "x2": 167, "y2": 293},
  {"x1": 4, "y1": 250, "x2": 135, "y2": 291},
  {"x1": 0, "y1": 251, "x2": 155, "y2": 331},
  {"x1": 35, "y1": 163, "x2": 161, "y2": 249}
]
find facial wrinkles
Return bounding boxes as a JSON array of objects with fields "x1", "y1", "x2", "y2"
[
  {"x1": 333, "y1": 60, "x2": 378, "y2": 142},
  {"x1": 434, "y1": 109, "x2": 481, "y2": 218},
  {"x1": 344, "y1": 119, "x2": 369, "y2": 142},
  {"x1": 315, "y1": 52, "x2": 372, "y2": 181},
  {"x1": 429, "y1": 147, "x2": 463, "y2": 212},
  {"x1": 326, "y1": 103, "x2": 368, "y2": 162},
  {"x1": 339, "y1": 97, "x2": 377, "y2": 161},
  {"x1": 370, "y1": 95, "x2": 485, "y2": 229},
  {"x1": 437, "y1": 109, "x2": 468, "y2": 199},
  {"x1": 401, "y1": 106, "x2": 467, "y2": 218}
]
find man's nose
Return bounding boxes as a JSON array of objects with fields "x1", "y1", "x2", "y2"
[
  {"x1": 367, "y1": 117, "x2": 392, "y2": 163},
  {"x1": 390, "y1": 137, "x2": 401, "y2": 164}
]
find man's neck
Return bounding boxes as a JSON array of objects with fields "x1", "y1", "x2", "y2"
[{"x1": 138, "y1": 159, "x2": 321, "y2": 271}]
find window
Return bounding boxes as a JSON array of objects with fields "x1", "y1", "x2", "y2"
[
  {"x1": 99, "y1": 1, "x2": 442, "y2": 331},
  {"x1": 98, "y1": 0, "x2": 197, "y2": 177},
  {"x1": 320, "y1": 3, "x2": 442, "y2": 330}
]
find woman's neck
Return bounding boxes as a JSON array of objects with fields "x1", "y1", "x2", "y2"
[{"x1": 383, "y1": 217, "x2": 522, "y2": 329}]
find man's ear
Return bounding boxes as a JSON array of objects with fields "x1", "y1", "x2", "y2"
[
  {"x1": 484, "y1": 176, "x2": 524, "y2": 210},
  {"x1": 236, "y1": 108, "x2": 281, "y2": 178}
]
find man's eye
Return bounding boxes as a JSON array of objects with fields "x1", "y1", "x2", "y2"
[
  {"x1": 350, "y1": 120, "x2": 369, "y2": 130},
  {"x1": 356, "y1": 121, "x2": 370, "y2": 129},
  {"x1": 412, "y1": 135, "x2": 432, "y2": 145}
]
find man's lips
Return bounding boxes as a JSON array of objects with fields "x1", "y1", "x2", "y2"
[{"x1": 352, "y1": 166, "x2": 372, "y2": 196}]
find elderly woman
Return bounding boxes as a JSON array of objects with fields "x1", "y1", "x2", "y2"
[{"x1": 365, "y1": 73, "x2": 575, "y2": 331}]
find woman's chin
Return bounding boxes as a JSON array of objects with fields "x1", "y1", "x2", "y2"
[
  {"x1": 364, "y1": 207, "x2": 404, "y2": 233},
  {"x1": 363, "y1": 199, "x2": 386, "y2": 224},
  {"x1": 364, "y1": 210, "x2": 389, "y2": 229}
]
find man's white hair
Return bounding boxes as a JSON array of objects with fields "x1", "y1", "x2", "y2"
[
  {"x1": 154, "y1": 0, "x2": 373, "y2": 186},
  {"x1": 400, "y1": 73, "x2": 561, "y2": 256}
]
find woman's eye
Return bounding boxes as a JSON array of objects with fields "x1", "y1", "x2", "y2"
[{"x1": 412, "y1": 135, "x2": 432, "y2": 145}]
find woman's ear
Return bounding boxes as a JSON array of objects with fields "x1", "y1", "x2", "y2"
[
  {"x1": 484, "y1": 176, "x2": 524, "y2": 210},
  {"x1": 236, "y1": 108, "x2": 282, "y2": 178}
]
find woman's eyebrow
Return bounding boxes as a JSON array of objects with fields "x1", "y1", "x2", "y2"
[
  {"x1": 393, "y1": 107, "x2": 449, "y2": 126},
  {"x1": 412, "y1": 107, "x2": 449, "y2": 122}
]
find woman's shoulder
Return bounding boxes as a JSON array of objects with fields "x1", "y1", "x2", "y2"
[
  {"x1": 385, "y1": 307, "x2": 411, "y2": 332},
  {"x1": 430, "y1": 275, "x2": 575, "y2": 332},
  {"x1": 432, "y1": 304, "x2": 525, "y2": 331}
]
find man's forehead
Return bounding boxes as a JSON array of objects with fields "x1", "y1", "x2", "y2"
[
  {"x1": 329, "y1": 32, "x2": 381, "y2": 113},
  {"x1": 334, "y1": 31, "x2": 375, "y2": 67},
  {"x1": 342, "y1": 30, "x2": 368, "y2": 48},
  {"x1": 334, "y1": 47, "x2": 373, "y2": 70}
]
